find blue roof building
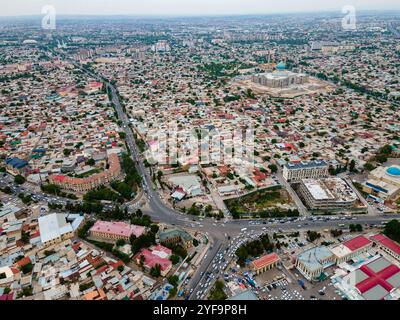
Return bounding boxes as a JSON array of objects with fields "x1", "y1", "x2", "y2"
[{"x1": 5, "y1": 157, "x2": 28, "y2": 173}]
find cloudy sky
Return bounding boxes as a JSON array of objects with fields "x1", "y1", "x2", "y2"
[{"x1": 1, "y1": 0, "x2": 399, "y2": 16}]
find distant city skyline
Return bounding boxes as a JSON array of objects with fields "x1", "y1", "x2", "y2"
[{"x1": 1, "y1": 0, "x2": 400, "y2": 17}]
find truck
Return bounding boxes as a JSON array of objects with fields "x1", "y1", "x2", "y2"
[{"x1": 241, "y1": 228, "x2": 247, "y2": 232}]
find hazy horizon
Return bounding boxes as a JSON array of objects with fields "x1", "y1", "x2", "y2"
[{"x1": 1, "y1": 0, "x2": 400, "y2": 17}]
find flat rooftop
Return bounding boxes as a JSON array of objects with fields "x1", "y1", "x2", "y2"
[
  {"x1": 302, "y1": 178, "x2": 358, "y2": 202},
  {"x1": 285, "y1": 160, "x2": 328, "y2": 170},
  {"x1": 302, "y1": 179, "x2": 335, "y2": 200}
]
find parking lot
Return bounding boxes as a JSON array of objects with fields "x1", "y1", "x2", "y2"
[
  {"x1": 289, "y1": 267, "x2": 342, "y2": 300},
  {"x1": 255, "y1": 270, "x2": 305, "y2": 300},
  {"x1": 253, "y1": 266, "x2": 342, "y2": 300}
]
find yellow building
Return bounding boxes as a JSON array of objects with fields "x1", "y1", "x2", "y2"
[{"x1": 251, "y1": 252, "x2": 280, "y2": 275}]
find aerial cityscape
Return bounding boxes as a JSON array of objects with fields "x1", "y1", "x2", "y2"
[{"x1": 1, "y1": 1, "x2": 400, "y2": 304}]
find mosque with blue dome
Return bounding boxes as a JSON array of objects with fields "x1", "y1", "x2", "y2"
[{"x1": 251, "y1": 61, "x2": 309, "y2": 88}]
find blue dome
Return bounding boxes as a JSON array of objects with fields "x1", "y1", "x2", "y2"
[
  {"x1": 386, "y1": 167, "x2": 400, "y2": 176},
  {"x1": 276, "y1": 62, "x2": 286, "y2": 70}
]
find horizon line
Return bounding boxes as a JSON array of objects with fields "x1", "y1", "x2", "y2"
[{"x1": 1, "y1": 8, "x2": 400, "y2": 19}]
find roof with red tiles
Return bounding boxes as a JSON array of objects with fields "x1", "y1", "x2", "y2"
[
  {"x1": 370, "y1": 234, "x2": 400, "y2": 256},
  {"x1": 343, "y1": 235, "x2": 372, "y2": 252},
  {"x1": 135, "y1": 245, "x2": 172, "y2": 271},
  {"x1": 252, "y1": 252, "x2": 280, "y2": 270},
  {"x1": 16, "y1": 256, "x2": 31, "y2": 268}
]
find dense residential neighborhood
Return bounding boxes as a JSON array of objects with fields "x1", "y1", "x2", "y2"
[{"x1": 0, "y1": 5, "x2": 400, "y2": 303}]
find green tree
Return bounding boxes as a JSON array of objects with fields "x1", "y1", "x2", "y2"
[
  {"x1": 116, "y1": 239, "x2": 126, "y2": 247},
  {"x1": 268, "y1": 164, "x2": 278, "y2": 173},
  {"x1": 364, "y1": 162, "x2": 375, "y2": 171},
  {"x1": 209, "y1": 280, "x2": 227, "y2": 300},
  {"x1": 306, "y1": 230, "x2": 321, "y2": 242},
  {"x1": 349, "y1": 159, "x2": 356, "y2": 172},
  {"x1": 86, "y1": 158, "x2": 95, "y2": 166},
  {"x1": 330, "y1": 229, "x2": 343, "y2": 237},
  {"x1": 384, "y1": 220, "x2": 400, "y2": 242},
  {"x1": 169, "y1": 254, "x2": 180, "y2": 265},
  {"x1": 188, "y1": 204, "x2": 201, "y2": 216},
  {"x1": 14, "y1": 175, "x2": 26, "y2": 185},
  {"x1": 168, "y1": 275, "x2": 179, "y2": 287},
  {"x1": 63, "y1": 148, "x2": 72, "y2": 156},
  {"x1": 139, "y1": 255, "x2": 145, "y2": 269},
  {"x1": 117, "y1": 265, "x2": 124, "y2": 272},
  {"x1": 150, "y1": 224, "x2": 159, "y2": 234},
  {"x1": 150, "y1": 264, "x2": 161, "y2": 277},
  {"x1": 349, "y1": 224, "x2": 362, "y2": 232},
  {"x1": 169, "y1": 287, "x2": 177, "y2": 298},
  {"x1": 21, "y1": 263, "x2": 33, "y2": 274},
  {"x1": 204, "y1": 205, "x2": 213, "y2": 216}
]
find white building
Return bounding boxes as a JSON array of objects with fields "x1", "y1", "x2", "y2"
[
  {"x1": 38, "y1": 213, "x2": 84, "y2": 247},
  {"x1": 283, "y1": 160, "x2": 329, "y2": 182}
]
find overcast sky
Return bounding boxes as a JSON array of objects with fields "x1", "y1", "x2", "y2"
[{"x1": 1, "y1": 0, "x2": 399, "y2": 17}]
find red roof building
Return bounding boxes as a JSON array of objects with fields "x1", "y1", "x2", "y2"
[
  {"x1": 348, "y1": 256, "x2": 400, "y2": 300},
  {"x1": 49, "y1": 153, "x2": 122, "y2": 192},
  {"x1": 251, "y1": 252, "x2": 280, "y2": 275},
  {"x1": 343, "y1": 235, "x2": 372, "y2": 252},
  {"x1": 0, "y1": 293, "x2": 14, "y2": 301},
  {"x1": 15, "y1": 256, "x2": 31, "y2": 268},
  {"x1": 370, "y1": 234, "x2": 400, "y2": 262},
  {"x1": 134, "y1": 245, "x2": 172, "y2": 276},
  {"x1": 331, "y1": 235, "x2": 373, "y2": 264}
]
